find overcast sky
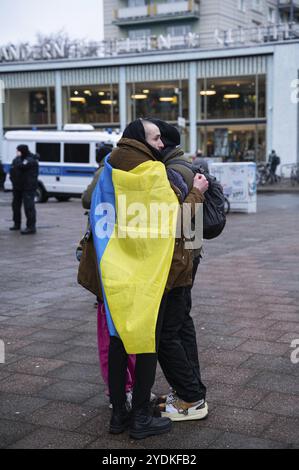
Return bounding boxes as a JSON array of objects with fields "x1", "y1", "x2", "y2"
[{"x1": 0, "y1": 0, "x2": 104, "y2": 44}]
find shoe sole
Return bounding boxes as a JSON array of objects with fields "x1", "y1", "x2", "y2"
[
  {"x1": 129, "y1": 424, "x2": 172, "y2": 440},
  {"x1": 161, "y1": 403, "x2": 208, "y2": 422}
]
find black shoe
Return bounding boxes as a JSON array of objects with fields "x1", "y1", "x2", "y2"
[
  {"x1": 21, "y1": 228, "x2": 36, "y2": 235},
  {"x1": 9, "y1": 225, "x2": 20, "y2": 231},
  {"x1": 129, "y1": 410, "x2": 172, "y2": 440},
  {"x1": 109, "y1": 407, "x2": 131, "y2": 434}
]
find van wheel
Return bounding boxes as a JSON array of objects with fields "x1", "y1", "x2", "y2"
[
  {"x1": 55, "y1": 195, "x2": 71, "y2": 202},
  {"x1": 35, "y1": 184, "x2": 48, "y2": 203}
]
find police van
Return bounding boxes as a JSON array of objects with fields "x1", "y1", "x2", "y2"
[{"x1": 3, "y1": 125, "x2": 120, "y2": 202}]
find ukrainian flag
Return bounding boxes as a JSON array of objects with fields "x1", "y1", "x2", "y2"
[{"x1": 90, "y1": 156, "x2": 179, "y2": 354}]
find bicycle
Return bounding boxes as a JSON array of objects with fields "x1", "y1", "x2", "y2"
[
  {"x1": 224, "y1": 196, "x2": 230, "y2": 215},
  {"x1": 290, "y1": 164, "x2": 299, "y2": 186}
]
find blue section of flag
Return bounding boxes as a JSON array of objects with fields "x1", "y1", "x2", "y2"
[{"x1": 90, "y1": 155, "x2": 118, "y2": 337}]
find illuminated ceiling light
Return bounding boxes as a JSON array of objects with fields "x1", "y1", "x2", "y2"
[
  {"x1": 74, "y1": 90, "x2": 79, "y2": 95},
  {"x1": 70, "y1": 97, "x2": 86, "y2": 103},
  {"x1": 159, "y1": 96, "x2": 176, "y2": 102},
  {"x1": 100, "y1": 100, "x2": 117, "y2": 105},
  {"x1": 98, "y1": 91, "x2": 105, "y2": 96},
  {"x1": 84, "y1": 90, "x2": 92, "y2": 96},
  {"x1": 142, "y1": 89, "x2": 150, "y2": 94},
  {"x1": 200, "y1": 90, "x2": 216, "y2": 96},
  {"x1": 224, "y1": 94, "x2": 240, "y2": 99},
  {"x1": 131, "y1": 94, "x2": 147, "y2": 100}
]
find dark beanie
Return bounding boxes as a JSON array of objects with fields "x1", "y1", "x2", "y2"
[
  {"x1": 17, "y1": 145, "x2": 29, "y2": 157},
  {"x1": 146, "y1": 118, "x2": 180, "y2": 148}
]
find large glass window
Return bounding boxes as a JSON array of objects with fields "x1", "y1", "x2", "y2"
[
  {"x1": 197, "y1": 124, "x2": 266, "y2": 162},
  {"x1": 205, "y1": 77, "x2": 257, "y2": 119},
  {"x1": 128, "y1": 80, "x2": 188, "y2": 122},
  {"x1": 65, "y1": 85, "x2": 119, "y2": 125},
  {"x1": 5, "y1": 88, "x2": 55, "y2": 126},
  {"x1": 36, "y1": 143, "x2": 60, "y2": 162},
  {"x1": 198, "y1": 75, "x2": 266, "y2": 120}
]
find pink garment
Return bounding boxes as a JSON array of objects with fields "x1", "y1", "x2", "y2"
[{"x1": 97, "y1": 301, "x2": 136, "y2": 394}]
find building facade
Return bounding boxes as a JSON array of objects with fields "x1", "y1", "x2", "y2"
[
  {"x1": 0, "y1": 11, "x2": 299, "y2": 165},
  {"x1": 104, "y1": 0, "x2": 299, "y2": 47}
]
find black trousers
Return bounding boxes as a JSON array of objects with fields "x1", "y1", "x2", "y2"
[
  {"x1": 108, "y1": 295, "x2": 167, "y2": 412},
  {"x1": 158, "y1": 256, "x2": 206, "y2": 403},
  {"x1": 12, "y1": 190, "x2": 36, "y2": 229}
]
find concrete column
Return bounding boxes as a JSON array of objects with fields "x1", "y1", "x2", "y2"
[
  {"x1": 0, "y1": 105, "x2": 4, "y2": 159},
  {"x1": 266, "y1": 55, "x2": 273, "y2": 159},
  {"x1": 119, "y1": 66, "x2": 127, "y2": 131},
  {"x1": 55, "y1": 70, "x2": 63, "y2": 130},
  {"x1": 189, "y1": 61, "x2": 197, "y2": 155}
]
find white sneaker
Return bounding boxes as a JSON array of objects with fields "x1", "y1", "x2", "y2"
[{"x1": 160, "y1": 397, "x2": 208, "y2": 422}]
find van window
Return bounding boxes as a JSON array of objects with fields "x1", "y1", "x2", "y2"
[
  {"x1": 36, "y1": 143, "x2": 60, "y2": 162},
  {"x1": 64, "y1": 143, "x2": 89, "y2": 164}
]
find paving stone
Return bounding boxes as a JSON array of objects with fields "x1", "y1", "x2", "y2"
[
  {"x1": 204, "y1": 405, "x2": 275, "y2": 437},
  {"x1": 209, "y1": 431, "x2": 288, "y2": 449},
  {"x1": 237, "y1": 340, "x2": 290, "y2": 356},
  {"x1": 232, "y1": 328, "x2": 285, "y2": 342},
  {"x1": 24, "y1": 401, "x2": 99, "y2": 431},
  {"x1": 64, "y1": 333, "x2": 98, "y2": 348},
  {"x1": 199, "y1": 349, "x2": 253, "y2": 367},
  {"x1": 263, "y1": 416, "x2": 299, "y2": 445},
  {"x1": 241, "y1": 354, "x2": 299, "y2": 376},
  {"x1": 81, "y1": 393, "x2": 109, "y2": 409},
  {"x1": 196, "y1": 333, "x2": 247, "y2": 351},
  {"x1": 246, "y1": 371, "x2": 299, "y2": 395},
  {"x1": 0, "y1": 373, "x2": 56, "y2": 395},
  {"x1": 0, "y1": 419, "x2": 37, "y2": 449},
  {"x1": 0, "y1": 392, "x2": 49, "y2": 420},
  {"x1": 55, "y1": 346, "x2": 99, "y2": 365},
  {"x1": 4, "y1": 357, "x2": 67, "y2": 376},
  {"x1": 37, "y1": 380, "x2": 101, "y2": 404},
  {"x1": 23, "y1": 329, "x2": 81, "y2": 343},
  {"x1": 46, "y1": 363, "x2": 102, "y2": 385},
  {"x1": 0, "y1": 326, "x2": 40, "y2": 339},
  {"x1": 206, "y1": 383, "x2": 267, "y2": 409},
  {"x1": 15, "y1": 341, "x2": 74, "y2": 358},
  {"x1": 8, "y1": 427, "x2": 95, "y2": 449},
  {"x1": 202, "y1": 365, "x2": 259, "y2": 386},
  {"x1": 255, "y1": 392, "x2": 299, "y2": 418}
]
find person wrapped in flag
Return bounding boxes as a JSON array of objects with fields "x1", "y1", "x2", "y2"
[{"x1": 85, "y1": 119, "x2": 208, "y2": 439}]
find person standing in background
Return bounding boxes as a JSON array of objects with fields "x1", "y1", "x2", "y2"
[{"x1": 9, "y1": 145, "x2": 38, "y2": 234}]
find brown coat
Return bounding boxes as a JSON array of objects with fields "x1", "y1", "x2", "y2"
[{"x1": 78, "y1": 138, "x2": 204, "y2": 295}]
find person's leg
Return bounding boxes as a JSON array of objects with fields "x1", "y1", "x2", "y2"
[
  {"x1": 12, "y1": 190, "x2": 22, "y2": 228},
  {"x1": 179, "y1": 256, "x2": 206, "y2": 399},
  {"x1": 130, "y1": 295, "x2": 172, "y2": 439},
  {"x1": 158, "y1": 287, "x2": 203, "y2": 403},
  {"x1": 23, "y1": 190, "x2": 36, "y2": 229},
  {"x1": 131, "y1": 294, "x2": 167, "y2": 411},
  {"x1": 97, "y1": 302, "x2": 110, "y2": 392},
  {"x1": 108, "y1": 336, "x2": 127, "y2": 409}
]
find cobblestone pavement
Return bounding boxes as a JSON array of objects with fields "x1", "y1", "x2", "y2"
[{"x1": 0, "y1": 191, "x2": 299, "y2": 449}]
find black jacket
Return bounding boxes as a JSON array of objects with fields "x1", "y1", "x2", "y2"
[{"x1": 10, "y1": 153, "x2": 39, "y2": 191}]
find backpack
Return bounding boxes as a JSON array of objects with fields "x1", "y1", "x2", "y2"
[
  {"x1": 201, "y1": 173, "x2": 226, "y2": 239},
  {"x1": 165, "y1": 158, "x2": 226, "y2": 240}
]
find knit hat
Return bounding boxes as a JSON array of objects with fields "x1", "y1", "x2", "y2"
[{"x1": 17, "y1": 145, "x2": 30, "y2": 157}]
